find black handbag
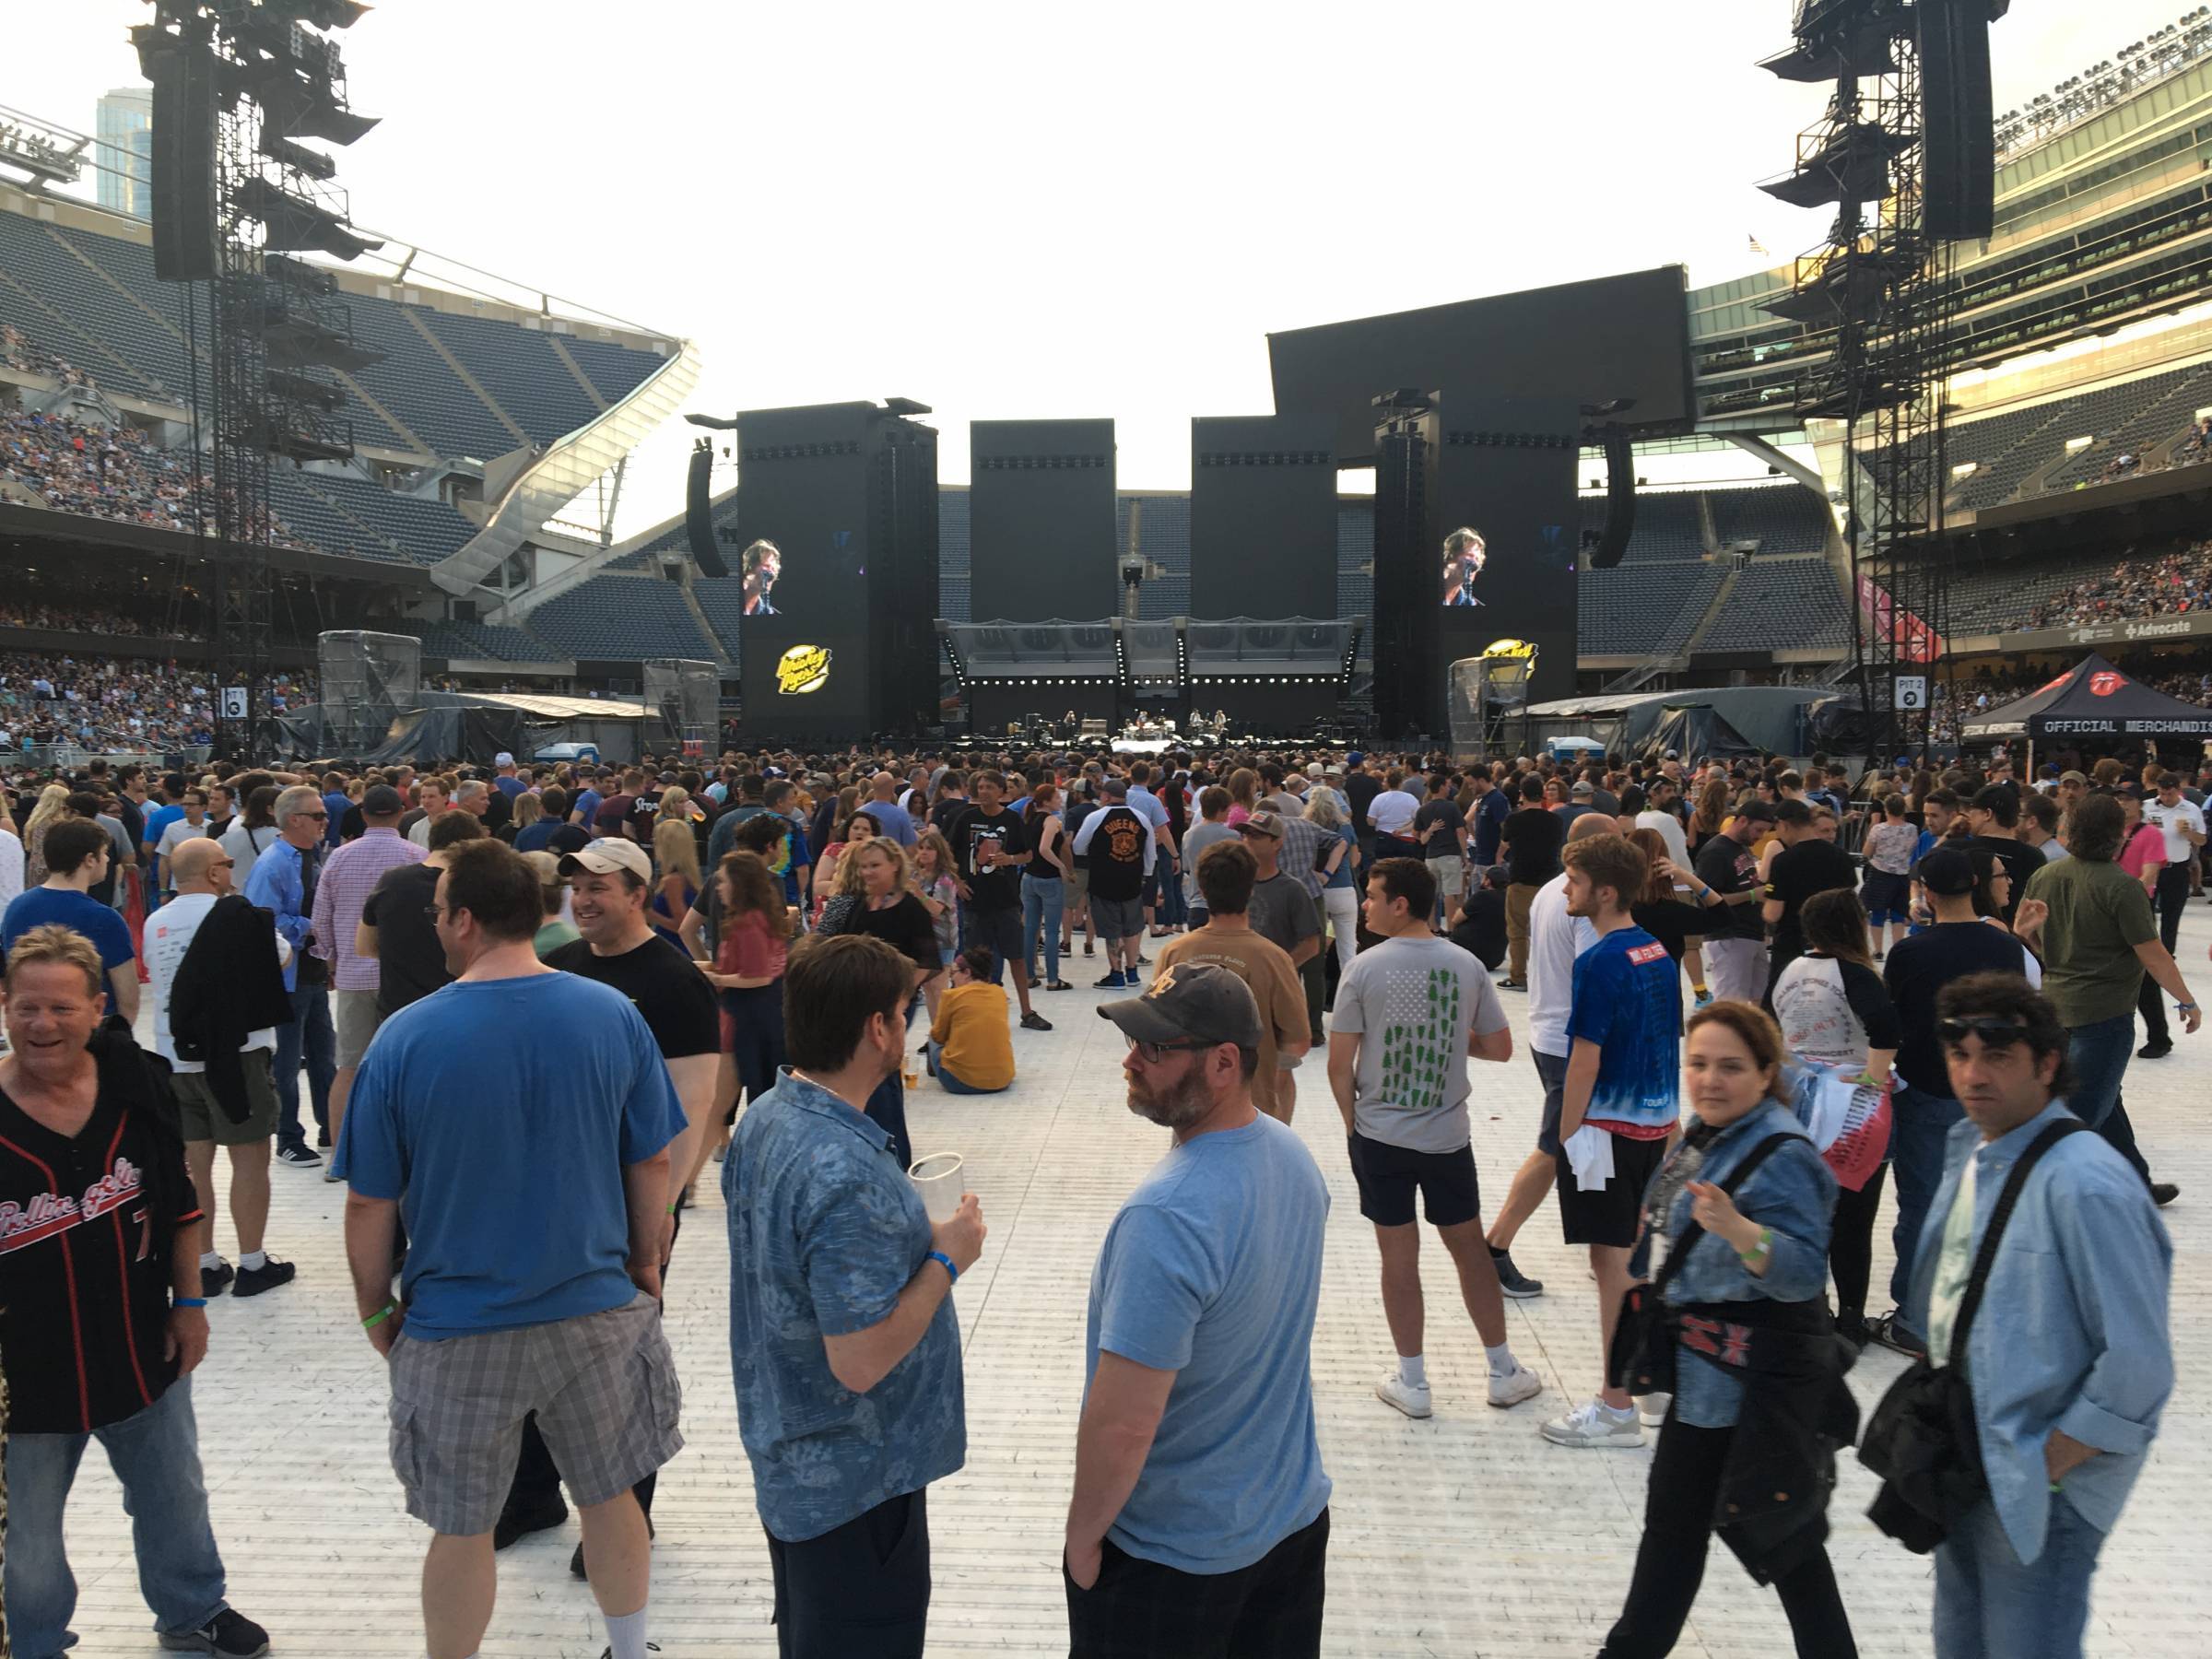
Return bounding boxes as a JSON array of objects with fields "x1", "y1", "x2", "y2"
[
  {"x1": 1609, "y1": 1131, "x2": 1797, "y2": 1398},
  {"x1": 1857, "y1": 1117, "x2": 2083, "y2": 1553}
]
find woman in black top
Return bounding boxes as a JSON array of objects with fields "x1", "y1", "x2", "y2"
[{"x1": 1626, "y1": 827, "x2": 1709, "y2": 999}]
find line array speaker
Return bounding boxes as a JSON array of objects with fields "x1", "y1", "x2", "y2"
[
  {"x1": 1920, "y1": 0, "x2": 1996, "y2": 241},
  {"x1": 149, "y1": 44, "x2": 219, "y2": 283},
  {"x1": 684, "y1": 441, "x2": 729, "y2": 577}
]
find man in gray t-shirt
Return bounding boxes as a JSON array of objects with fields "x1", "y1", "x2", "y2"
[
  {"x1": 1180, "y1": 787, "x2": 1238, "y2": 919},
  {"x1": 1325, "y1": 855, "x2": 1539, "y2": 1420}
]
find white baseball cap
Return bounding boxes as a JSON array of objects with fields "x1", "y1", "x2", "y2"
[{"x1": 559, "y1": 838, "x2": 653, "y2": 884}]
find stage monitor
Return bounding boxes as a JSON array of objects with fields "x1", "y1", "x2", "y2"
[
  {"x1": 1268, "y1": 266, "x2": 1695, "y2": 463},
  {"x1": 1189, "y1": 415, "x2": 1338, "y2": 619},
  {"x1": 970, "y1": 418, "x2": 1117, "y2": 622}
]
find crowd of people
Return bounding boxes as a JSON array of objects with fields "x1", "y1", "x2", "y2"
[
  {"x1": 2023, "y1": 538, "x2": 2212, "y2": 629},
  {"x1": 0, "y1": 733, "x2": 2198, "y2": 1659},
  {"x1": 0, "y1": 653, "x2": 312, "y2": 754},
  {"x1": 0, "y1": 323, "x2": 101, "y2": 394},
  {"x1": 0, "y1": 406, "x2": 305, "y2": 547}
]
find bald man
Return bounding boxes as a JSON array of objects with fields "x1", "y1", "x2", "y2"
[
  {"x1": 146, "y1": 835, "x2": 300, "y2": 1298},
  {"x1": 867, "y1": 771, "x2": 918, "y2": 846}
]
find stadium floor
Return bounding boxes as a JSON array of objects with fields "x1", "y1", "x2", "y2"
[{"x1": 64, "y1": 903, "x2": 2212, "y2": 1657}]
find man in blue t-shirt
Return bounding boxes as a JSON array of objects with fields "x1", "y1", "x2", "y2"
[
  {"x1": 1, "y1": 818, "x2": 137, "y2": 1019},
  {"x1": 333, "y1": 840, "x2": 687, "y2": 1659},
  {"x1": 1467, "y1": 772, "x2": 1511, "y2": 877},
  {"x1": 1543, "y1": 833, "x2": 1681, "y2": 1452},
  {"x1": 1070, "y1": 964, "x2": 1333, "y2": 1653}
]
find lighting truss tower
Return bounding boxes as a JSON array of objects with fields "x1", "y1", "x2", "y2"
[
  {"x1": 1759, "y1": 0, "x2": 1956, "y2": 764},
  {"x1": 139, "y1": 0, "x2": 378, "y2": 758}
]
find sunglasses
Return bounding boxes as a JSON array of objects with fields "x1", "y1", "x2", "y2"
[
  {"x1": 1123, "y1": 1035, "x2": 1214, "y2": 1065},
  {"x1": 1937, "y1": 1018, "x2": 2030, "y2": 1051}
]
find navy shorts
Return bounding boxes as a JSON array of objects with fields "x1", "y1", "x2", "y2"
[
  {"x1": 1533, "y1": 1048, "x2": 1569, "y2": 1156},
  {"x1": 1861, "y1": 870, "x2": 1912, "y2": 924},
  {"x1": 1347, "y1": 1133, "x2": 1482, "y2": 1229}
]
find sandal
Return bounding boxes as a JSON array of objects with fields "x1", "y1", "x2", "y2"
[{"x1": 1046, "y1": 979, "x2": 1074, "y2": 991}]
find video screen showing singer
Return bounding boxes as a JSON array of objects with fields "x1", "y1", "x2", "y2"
[
  {"x1": 741, "y1": 538, "x2": 782, "y2": 616},
  {"x1": 1440, "y1": 526, "x2": 1487, "y2": 606}
]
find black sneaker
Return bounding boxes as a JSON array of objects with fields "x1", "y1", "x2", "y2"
[
  {"x1": 2152, "y1": 1181, "x2": 2181, "y2": 1207},
  {"x1": 159, "y1": 1607, "x2": 270, "y2": 1655},
  {"x1": 597, "y1": 1645, "x2": 660, "y2": 1657},
  {"x1": 1020, "y1": 1010, "x2": 1054, "y2": 1031},
  {"x1": 1833, "y1": 1311, "x2": 1871, "y2": 1352},
  {"x1": 1495, "y1": 978, "x2": 1526, "y2": 992},
  {"x1": 1865, "y1": 1311, "x2": 1925, "y2": 1359},
  {"x1": 200, "y1": 1260, "x2": 235, "y2": 1298},
  {"x1": 275, "y1": 1143, "x2": 322, "y2": 1170},
  {"x1": 2137, "y1": 1041, "x2": 2173, "y2": 1061},
  {"x1": 231, "y1": 1258, "x2": 296, "y2": 1298},
  {"x1": 1490, "y1": 1248, "x2": 1544, "y2": 1299},
  {"x1": 316, "y1": 1126, "x2": 333, "y2": 1148},
  {"x1": 493, "y1": 1496, "x2": 569, "y2": 1551}
]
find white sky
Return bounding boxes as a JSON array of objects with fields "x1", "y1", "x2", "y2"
[{"x1": 6, "y1": 0, "x2": 2194, "y2": 535}]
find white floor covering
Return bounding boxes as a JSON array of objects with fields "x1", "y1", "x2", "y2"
[{"x1": 50, "y1": 902, "x2": 2212, "y2": 1656}]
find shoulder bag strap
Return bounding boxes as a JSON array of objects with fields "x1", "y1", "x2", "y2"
[
  {"x1": 1944, "y1": 1118, "x2": 2084, "y2": 1367},
  {"x1": 1649, "y1": 1130, "x2": 1802, "y2": 1302}
]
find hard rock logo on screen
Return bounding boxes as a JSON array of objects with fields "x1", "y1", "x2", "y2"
[{"x1": 775, "y1": 643, "x2": 832, "y2": 695}]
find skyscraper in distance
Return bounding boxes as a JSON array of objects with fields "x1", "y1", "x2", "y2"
[{"x1": 96, "y1": 87, "x2": 153, "y2": 221}]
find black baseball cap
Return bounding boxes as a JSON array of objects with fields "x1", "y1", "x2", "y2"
[
  {"x1": 360, "y1": 784, "x2": 405, "y2": 816},
  {"x1": 1918, "y1": 846, "x2": 1978, "y2": 897},
  {"x1": 1097, "y1": 962, "x2": 1264, "y2": 1050},
  {"x1": 1735, "y1": 799, "x2": 1778, "y2": 824}
]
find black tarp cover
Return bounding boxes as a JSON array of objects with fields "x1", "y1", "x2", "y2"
[
  {"x1": 1640, "y1": 704, "x2": 1761, "y2": 763},
  {"x1": 1959, "y1": 653, "x2": 2212, "y2": 741}
]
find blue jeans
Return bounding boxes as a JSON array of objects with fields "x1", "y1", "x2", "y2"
[
  {"x1": 1022, "y1": 875, "x2": 1065, "y2": 984},
  {"x1": 1155, "y1": 869, "x2": 1187, "y2": 928},
  {"x1": 1935, "y1": 1493, "x2": 2106, "y2": 1658},
  {"x1": 925, "y1": 1040, "x2": 1008, "y2": 1096},
  {"x1": 1888, "y1": 1083, "x2": 1966, "y2": 1331},
  {"x1": 272, "y1": 981, "x2": 335, "y2": 1153},
  {"x1": 5, "y1": 1380, "x2": 231, "y2": 1657},
  {"x1": 2065, "y1": 1015, "x2": 2151, "y2": 1185}
]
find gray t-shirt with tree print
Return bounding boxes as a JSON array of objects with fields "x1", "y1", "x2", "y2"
[{"x1": 1331, "y1": 933, "x2": 1509, "y2": 1154}]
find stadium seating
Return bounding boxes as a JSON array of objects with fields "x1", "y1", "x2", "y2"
[
  {"x1": 401, "y1": 618, "x2": 565, "y2": 665},
  {"x1": 522, "y1": 573, "x2": 720, "y2": 662},
  {"x1": 561, "y1": 335, "x2": 668, "y2": 406},
  {"x1": 1945, "y1": 359, "x2": 2212, "y2": 508},
  {"x1": 418, "y1": 310, "x2": 607, "y2": 445},
  {"x1": 1695, "y1": 557, "x2": 1849, "y2": 651},
  {"x1": 690, "y1": 575, "x2": 749, "y2": 658},
  {"x1": 1127, "y1": 492, "x2": 1191, "y2": 620},
  {"x1": 1947, "y1": 556, "x2": 2098, "y2": 632},
  {"x1": 1706, "y1": 484, "x2": 1829, "y2": 553}
]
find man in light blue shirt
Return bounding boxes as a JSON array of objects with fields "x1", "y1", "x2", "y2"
[
  {"x1": 1906, "y1": 971, "x2": 2171, "y2": 1659},
  {"x1": 864, "y1": 772, "x2": 918, "y2": 847},
  {"x1": 726, "y1": 934, "x2": 983, "y2": 1653},
  {"x1": 243, "y1": 785, "x2": 335, "y2": 1165},
  {"x1": 1066, "y1": 965, "x2": 1332, "y2": 1654}
]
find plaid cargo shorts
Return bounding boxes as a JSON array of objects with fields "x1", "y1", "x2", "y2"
[{"x1": 386, "y1": 1291, "x2": 681, "y2": 1535}]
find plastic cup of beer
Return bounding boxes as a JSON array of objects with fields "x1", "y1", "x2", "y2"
[{"x1": 908, "y1": 1152, "x2": 965, "y2": 1224}]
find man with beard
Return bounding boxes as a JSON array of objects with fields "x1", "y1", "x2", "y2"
[{"x1": 1067, "y1": 964, "x2": 1332, "y2": 1655}]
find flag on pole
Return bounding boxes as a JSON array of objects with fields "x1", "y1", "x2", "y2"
[{"x1": 1748, "y1": 234, "x2": 1770, "y2": 256}]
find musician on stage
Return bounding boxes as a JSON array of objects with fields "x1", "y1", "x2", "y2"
[{"x1": 1441, "y1": 527, "x2": 1487, "y2": 606}]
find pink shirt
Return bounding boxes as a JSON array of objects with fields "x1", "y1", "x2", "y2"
[
  {"x1": 312, "y1": 826, "x2": 426, "y2": 991},
  {"x1": 2119, "y1": 823, "x2": 2166, "y2": 883}
]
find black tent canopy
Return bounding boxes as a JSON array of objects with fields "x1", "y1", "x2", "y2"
[{"x1": 1959, "y1": 653, "x2": 2212, "y2": 743}]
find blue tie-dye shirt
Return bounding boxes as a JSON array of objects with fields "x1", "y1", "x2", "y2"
[
  {"x1": 1566, "y1": 925, "x2": 1682, "y2": 1135},
  {"x1": 724, "y1": 1069, "x2": 966, "y2": 1542}
]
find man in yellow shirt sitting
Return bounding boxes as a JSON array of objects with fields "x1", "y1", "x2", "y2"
[{"x1": 927, "y1": 947, "x2": 1017, "y2": 1095}]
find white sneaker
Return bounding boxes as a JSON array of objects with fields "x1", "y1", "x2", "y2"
[
  {"x1": 1540, "y1": 1397, "x2": 1645, "y2": 1448},
  {"x1": 1636, "y1": 1392, "x2": 1673, "y2": 1428},
  {"x1": 1375, "y1": 1371, "x2": 1433, "y2": 1418},
  {"x1": 1487, "y1": 1361, "x2": 1543, "y2": 1409}
]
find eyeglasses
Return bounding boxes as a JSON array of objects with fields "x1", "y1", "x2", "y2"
[
  {"x1": 1123, "y1": 1034, "x2": 1213, "y2": 1065},
  {"x1": 1937, "y1": 1018, "x2": 2030, "y2": 1051},
  {"x1": 210, "y1": 858, "x2": 234, "y2": 870},
  {"x1": 423, "y1": 904, "x2": 450, "y2": 923}
]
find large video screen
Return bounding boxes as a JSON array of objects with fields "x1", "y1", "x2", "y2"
[
  {"x1": 730, "y1": 403, "x2": 878, "y2": 622},
  {"x1": 1432, "y1": 406, "x2": 1579, "y2": 705},
  {"x1": 1268, "y1": 266, "x2": 1694, "y2": 463}
]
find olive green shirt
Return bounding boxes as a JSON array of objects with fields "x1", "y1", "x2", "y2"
[{"x1": 2021, "y1": 855, "x2": 2157, "y2": 1027}]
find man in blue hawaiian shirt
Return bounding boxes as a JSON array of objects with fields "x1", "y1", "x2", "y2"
[{"x1": 725, "y1": 933, "x2": 986, "y2": 1655}]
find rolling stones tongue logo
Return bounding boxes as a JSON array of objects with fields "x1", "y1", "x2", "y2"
[{"x1": 2089, "y1": 671, "x2": 2126, "y2": 697}]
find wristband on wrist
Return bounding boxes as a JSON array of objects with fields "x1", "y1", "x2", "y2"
[
  {"x1": 172, "y1": 1296, "x2": 207, "y2": 1310},
  {"x1": 927, "y1": 1249, "x2": 958, "y2": 1286},
  {"x1": 361, "y1": 1302, "x2": 397, "y2": 1330},
  {"x1": 1735, "y1": 1227, "x2": 1772, "y2": 1264}
]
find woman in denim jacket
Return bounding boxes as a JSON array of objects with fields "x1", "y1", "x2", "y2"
[{"x1": 1596, "y1": 1000, "x2": 1858, "y2": 1659}]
